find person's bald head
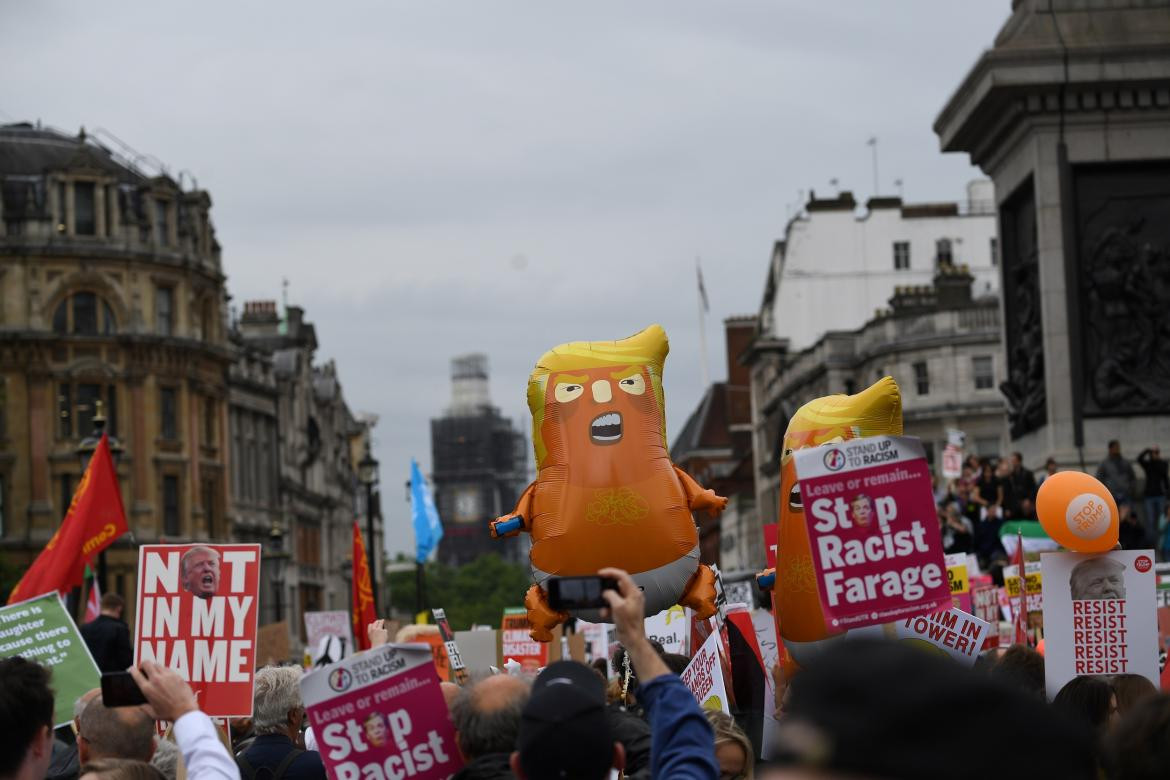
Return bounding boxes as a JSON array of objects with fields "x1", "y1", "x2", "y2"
[
  {"x1": 78, "y1": 695, "x2": 155, "y2": 763},
  {"x1": 452, "y1": 674, "x2": 531, "y2": 760},
  {"x1": 74, "y1": 687, "x2": 102, "y2": 726}
]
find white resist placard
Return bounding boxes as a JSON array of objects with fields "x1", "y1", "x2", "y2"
[{"x1": 1041, "y1": 549, "x2": 1158, "y2": 700}]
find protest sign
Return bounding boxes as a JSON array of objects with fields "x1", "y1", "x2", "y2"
[
  {"x1": 945, "y1": 553, "x2": 972, "y2": 613},
  {"x1": 432, "y1": 608, "x2": 468, "y2": 685},
  {"x1": 453, "y1": 630, "x2": 497, "y2": 674},
  {"x1": 0, "y1": 593, "x2": 100, "y2": 726},
  {"x1": 500, "y1": 608, "x2": 547, "y2": 674},
  {"x1": 794, "y1": 435, "x2": 950, "y2": 630},
  {"x1": 644, "y1": 604, "x2": 688, "y2": 656},
  {"x1": 681, "y1": 630, "x2": 730, "y2": 714},
  {"x1": 573, "y1": 619, "x2": 613, "y2": 670},
  {"x1": 1041, "y1": 550, "x2": 1158, "y2": 699},
  {"x1": 134, "y1": 543, "x2": 261, "y2": 717},
  {"x1": 301, "y1": 643, "x2": 463, "y2": 780},
  {"x1": 305, "y1": 611, "x2": 356, "y2": 664},
  {"x1": 971, "y1": 577, "x2": 1000, "y2": 648},
  {"x1": 255, "y1": 622, "x2": 290, "y2": 669},
  {"x1": 1003, "y1": 560, "x2": 1044, "y2": 622},
  {"x1": 941, "y1": 445, "x2": 963, "y2": 480},
  {"x1": 763, "y1": 523, "x2": 778, "y2": 570},
  {"x1": 895, "y1": 607, "x2": 990, "y2": 666}
]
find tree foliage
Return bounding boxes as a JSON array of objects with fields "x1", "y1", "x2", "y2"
[{"x1": 387, "y1": 553, "x2": 530, "y2": 631}]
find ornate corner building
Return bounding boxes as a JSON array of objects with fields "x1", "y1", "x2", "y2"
[{"x1": 0, "y1": 122, "x2": 232, "y2": 601}]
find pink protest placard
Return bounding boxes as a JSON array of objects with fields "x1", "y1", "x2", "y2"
[
  {"x1": 300, "y1": 643, "x2": 463, "y2": 780},
  {"x1": 793, "y1": 435, "x2": 950, "y2": 631}
]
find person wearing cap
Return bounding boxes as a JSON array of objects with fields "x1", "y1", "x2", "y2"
[{"x1": 510, "y1": 567, "x2": 718, "y2": 780}]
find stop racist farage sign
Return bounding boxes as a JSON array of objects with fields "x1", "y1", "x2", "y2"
[
  {"x1": 794, "y1": 435, "x2": 950, "y2": 631},
  {"x1": 134, "y1": 543, "x2": 261, "y2": 717}
]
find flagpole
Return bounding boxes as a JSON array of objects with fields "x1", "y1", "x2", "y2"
[{"x1": 697, "y1": 258, "x2": 710, "y2": 388}]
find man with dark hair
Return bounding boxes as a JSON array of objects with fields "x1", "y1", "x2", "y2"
[
  {"x1": 451, "y1": 674, "x2": 530, "y2": 780},
  {"x1": 1097, "y1": 441, "x2": 1136, "y2": 514},
  {"x1": 0, "y1": 656, "x2": 56, "y2": 780},
  {"x1": 80, "y1": 593, "x2": 133, "y2": 673},
  {"x1": 1005, "y1": 452, "x2": 1037, "y2": 517},
  {"x1": 78, "y1": 696, "x2": 155, "y2": 763},
  {"x1": 990, "y1": 644, "x2": 1046, "y2": 699}
]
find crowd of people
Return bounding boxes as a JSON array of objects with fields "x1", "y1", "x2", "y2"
[
  {"x1": 935, "y1": 442, "x2": 1170, "y2": 567},
  {"x1": 3, "y1": 568, "x2": 1170, "y2": 779}
]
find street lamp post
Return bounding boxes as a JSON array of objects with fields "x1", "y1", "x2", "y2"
[
  {"x1": 267, "y1": 523, "x2": 290, "y2": 624},
  {"x1": 358, "y1": 443, "x2": 380, "y2": 615},
  {"x1": 76, "y1": 399, "x2": 124, "y2": 592}
]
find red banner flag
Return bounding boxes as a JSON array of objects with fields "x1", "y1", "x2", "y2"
[
  {"x1": 83, "y1": 569, "x2": 101, "y2": 624},
  {"x1": 9, "y1": 434, "x2": 127, "y2": 604},
  {"x1": 352, "y1": 522, "x2": 376, "y2": 651}
]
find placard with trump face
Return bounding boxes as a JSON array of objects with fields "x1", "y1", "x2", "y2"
[
  {"x1": 133, "y1": 543, "x2": 262, "y2": 717},
  {"x1": 1041, "y1": 549, "x2": 1158, "y2": 700}
]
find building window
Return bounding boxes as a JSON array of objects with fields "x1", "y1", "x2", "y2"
[
  {"x1": 203, "y1": 397, "x2": 216, "y2": 444},
  {"x1": 55, "y1": 181, "x2": 67, "y2": 233},
  {"x1": 160, "y1": 387, "x2": 177, "y2": 440},
  {"x1": 59, "y1": 474, "x2": 74, "y2": 518},
  {"x1": 892, "y1": 241, "x2": 910, "y2": 270},
  {"x1": 990, "y1": 237, "x2": 998, "y2": 266},
  {"x1": 202, "y1": 478, "x2": 217, "y2": 538},
  {"x1": 297, "y1": 524, "x2": 323, "y2": 567},
  {"x1": 53, "y1": 292, "x2": 117, "y2": 336},
  {"x1": 913, "y1": 361, "x2": 930, "y2": 395},
  {"x1": 845, "y1": 378, "x2": 857, "y2": 395},
  {"x1": 973, "y1": 355, "x2": 994, "y2": 390},
  {"x1": 155, "y1": 286, "x2": 173, "y2": 336},
  {"x1": 936, "y1": 238, "x2": 953, "y2": 267},
  {"x1": 975, "y1": 437, "x2": 1000, "y2": 457},
  {"x1": 163, "y1": 475, "x2": 180, "y2": 536},
  {"x1": 58, "y1": 382, "x2": 117, "y2": 439},
  {"x1": 74, "y1": 182, "x2": 96, "y2": 235},
  {"x1": 154, "y1": 198, "x2": 170, "y2": 246}
]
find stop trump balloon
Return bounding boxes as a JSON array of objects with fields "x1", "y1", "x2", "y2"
[{"x1": 1036, "y1": 471, "x2": 1119, "y2": 553}]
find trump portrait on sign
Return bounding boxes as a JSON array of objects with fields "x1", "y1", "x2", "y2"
[{"x1": 181, "y1": 545, "x2": 221, "y2": 600}]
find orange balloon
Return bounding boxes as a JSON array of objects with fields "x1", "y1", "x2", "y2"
[{"x1": 1035, "y1": 471, "x2": 1119, "y2": 553}]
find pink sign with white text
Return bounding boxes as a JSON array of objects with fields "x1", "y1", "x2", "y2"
[
  {"x1": 794, "y1": 435, "x2": 950, "y2": 631},
  {"x1": 300, "y1": 643, "x2": 463, "y2": 780}
]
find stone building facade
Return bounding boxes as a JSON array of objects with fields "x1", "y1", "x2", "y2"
[
  {"x1": 0, "y1": 122, "x2": 231, "y2": 613},
  {"x1": 233, "y1": 300, "x2": 381, "y2": 646},
  {"x1": 0, "y1": 123, "x2": 382, "y2": 649},
  {"x1": 746, "y1": 268, "x2": 1006, "y2": 553},
  {"x1": 935, "y1": 0, "x2": 1170, "y2": 467}
]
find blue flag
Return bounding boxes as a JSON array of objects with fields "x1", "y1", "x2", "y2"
[{"x1": 410, "y1": 459, "x2": 444, "y2": 563}]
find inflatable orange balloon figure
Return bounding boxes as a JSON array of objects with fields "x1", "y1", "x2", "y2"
[
  {"x1": 763, "y1": 376, "x2": 903, "y2": 667},
  {"x1": 491, "y1": 325, "x2": 726, "y2": 641}
]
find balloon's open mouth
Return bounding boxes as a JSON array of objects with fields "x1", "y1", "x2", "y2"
[
  {"x1": 788, "y1": 483, "x2": 803, "y2": 511},
  {"x1": 590, "y1": 412, "x2": 623, "y2": 444}
]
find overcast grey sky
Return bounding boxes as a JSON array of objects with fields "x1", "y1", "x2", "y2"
[{"x1": 2, "y1": 1, "x2": 1007, "y2": 557}]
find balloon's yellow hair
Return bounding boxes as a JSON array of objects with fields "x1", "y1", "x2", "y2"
[
  {"x1": 527, "y1": 325, "x2": 669, "y2": 469},
  {"x1": 782, "y1": 376, "x2": 903, "y2": 458}
]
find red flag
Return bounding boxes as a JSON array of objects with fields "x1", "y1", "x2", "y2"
[
  {"x1": 1014, "y1": 528, "x2": 1028, "y2": 646},
  {"x1": 352, "y1": 522, "x2": 376, "y2": 651},
  {"x1": 83, "y1": 569, "x2": 101, "y2": 623},
  {"x1": 9, "y1": 434, "x2": 127, "y2": 604}
]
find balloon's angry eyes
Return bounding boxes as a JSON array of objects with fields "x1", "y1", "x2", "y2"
[{"x1": 591, "y1": 412, "x2": 623, "y2": 444}]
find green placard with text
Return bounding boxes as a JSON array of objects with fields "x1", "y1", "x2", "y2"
[{"x1": 0, "y1": 593, "x2": 101, "y2": 726}]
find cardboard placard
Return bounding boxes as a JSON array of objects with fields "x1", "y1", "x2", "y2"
[
  {"x1": 134, "y1": 543, "x2": 262, "y2": 718},
  {"x1": 680, "y1": 630, "x2": 730, "y2": 714},
  {"x1": 895, "y1": 607, "x2": 990, "y2": 666},
  {"x1": 432, "y1": 609, "x2": 468, "y2": 685},
  {"x1": 794, "y1": 435, "x2": 950, "y2": 630},
  {"x1": 305, "y1": 610, "x2": 356, "y2": 664},
  {"x1": 301, "y1": 643, "x2": 463, "y2": 779},
  {"x1": 763, "y1": 523, "x2": 778, "y2": 570},
  {"x1": 643, "y1": 604, "x2": 688, "y2": 656},
  {"x1": 500, "y1": 608, "x2": 547, "y2": 674},
  {"x1": 1004, "y1": 561, "x2": 1043, "y2": 613},
  {"x1": 945, "y1": 553, "x2": 972, "y2": 614},
  {"x1": 1041, "y1": 550, "x2": 1159, "y2": 699},
  {"x1": 255, "y1": 622, "x2": 290, "y2": 669},
  {"x1": 0, "y1": 593, "x2": 101, "y2": 726},
  {"x1": 453, "y1": 629, "x2": 498, "y2": 675}
]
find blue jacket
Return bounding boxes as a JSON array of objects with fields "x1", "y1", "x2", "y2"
[
  {"x1": 238, "y1": 734, "x2": 327, "y2": 780},
  {"x1": 637, "y1": 674, "x2": 718, "y2": 780}
]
